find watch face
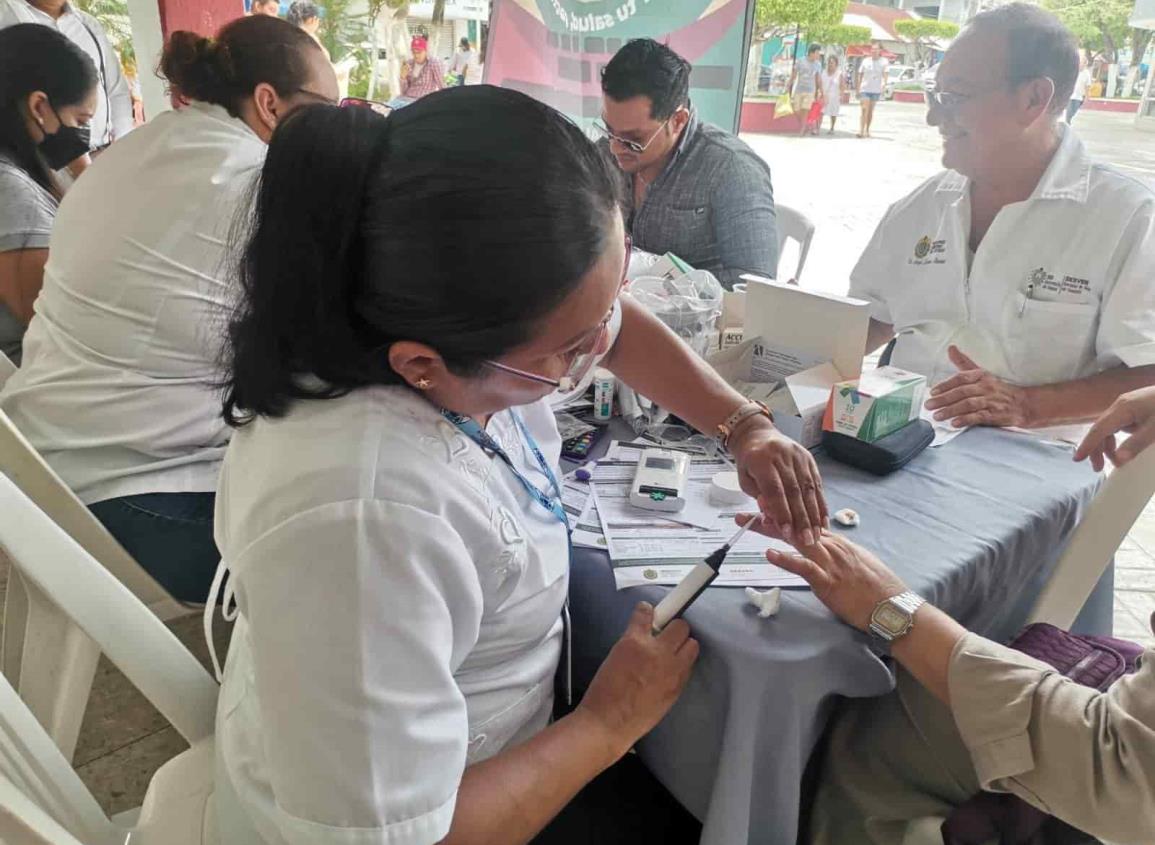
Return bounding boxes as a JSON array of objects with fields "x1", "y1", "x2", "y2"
[{"x1": 875, "y1": 604, "x2": 909, "y2": 633}]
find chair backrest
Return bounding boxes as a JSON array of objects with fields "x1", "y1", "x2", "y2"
[
  {"x1": 0, "y1": 351, "x2": 15, "y2": 390},
  {"x1": 775, "y1": 204, "x2": 816, "y2": 283},
  {"x1": 0, "y1": 476, "x2": 217, "y2": 844},
  {"x1": 0, "y1": 408, "x2": 188, "y2": 759},
  {"x1": 0, "y1": 473, "x2": 217, "y2": 744},
  {"x1": 1028, "y1": 442, "x2": 1155, "y2": 629},
  {"x1": 0, "y1": 409, "x2": 181, "y2": 618}
]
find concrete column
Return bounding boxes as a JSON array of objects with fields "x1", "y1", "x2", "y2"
[{"x1": 125, "y1": 0, "x2": 244, "y2": 121}]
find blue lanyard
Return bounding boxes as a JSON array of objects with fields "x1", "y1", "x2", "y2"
[{"x1": 441, "y1": 410, "x2": 569, "y2": 531}]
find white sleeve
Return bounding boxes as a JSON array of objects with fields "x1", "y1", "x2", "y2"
[
  {"x1": 233, "y1": 499, "x2": 484, "y2": 845},
  {"x1": 94, "y1": 20, "x2": 134, "y2": 140},
  {"x1": 1096, "y1": 199, "x2": 1155, "y2": 370},
  {"x1": 848, "y1": 206, "x2": 899, "y2": 325}
]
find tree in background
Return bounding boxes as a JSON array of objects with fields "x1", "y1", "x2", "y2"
[
  {"x1": 75, "y1": 0, "x2": 135, "y2": 77},
  {"x1": 755, "y1": 0, "x2": 846, "y2": 43},
  {"x1": 1131, "y1": 29, "x2": 1155, "y2": 96},
  {"x1": 379, "y1": 0, "x2": 413, "y2": 99},
  {"x1": 748, "y1": 0, "x2": 848, "y2": 93},
  {"x1": 807, "y1": 22, "x2": 872, "y2": 48},
  {"x1": 1043, "y1": 0, "x2": 1151, "y2": 97},
  {"x1": 893, "y1": 19, "x2": 960, "y2": 66},
  {"x1": 1044, "y1": 0, "x2": 1129, "y2": 62}
]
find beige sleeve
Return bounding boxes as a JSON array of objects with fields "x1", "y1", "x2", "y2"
[{"x1": 947, "y1": 632, "x2": 1155, "y2": 845}]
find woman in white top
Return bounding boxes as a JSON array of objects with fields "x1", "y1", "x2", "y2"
[
  {"x1": 856, "y1": 42, "x2": 888, "y2": 138},
  {"x1": 0, "y1": 25, "x2": 97, "y2": 365},
  {"x1": 211, "y1": 86, "x2": 829, "y2": 845},
  {"x1": 820, "y1": 55, "x2": 843, "y2": 135},
  {"x1": 0, "y1": 15, "x2": 338, "y2": 602}
]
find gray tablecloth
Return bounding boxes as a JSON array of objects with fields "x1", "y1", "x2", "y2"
[{"x1": 567, "y1": 426, "x2": 1105, "y2": 845}]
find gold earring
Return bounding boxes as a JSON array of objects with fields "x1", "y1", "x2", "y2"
[{"x1": 415, "y1": 378, "x2": 432, "y2": 390}]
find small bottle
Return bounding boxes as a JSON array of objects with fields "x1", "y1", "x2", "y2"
[{"x1": 592, "y1": 368, "x2": 615, "y2": 423}]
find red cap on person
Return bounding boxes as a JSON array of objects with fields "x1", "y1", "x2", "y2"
[{"x1": 411, "y1": 35, "x2": 428, "y2": 53}]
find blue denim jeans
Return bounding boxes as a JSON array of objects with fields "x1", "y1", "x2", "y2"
[{"x1": 89, "y1": 492, "x2": 219, "y2": 604}]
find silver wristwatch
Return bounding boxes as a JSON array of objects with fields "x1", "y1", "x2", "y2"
[{"x1": 869, "y1": 591, "x2": 926, "y2": 642}]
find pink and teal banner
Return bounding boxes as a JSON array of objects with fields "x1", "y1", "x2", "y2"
[{"x1": 484, "y1": 0, "x2": 757, "y2": 132}]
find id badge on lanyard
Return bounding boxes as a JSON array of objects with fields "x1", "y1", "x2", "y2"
[{"x1": 441, "y1": 409, "x2": 576, "y2": 704}]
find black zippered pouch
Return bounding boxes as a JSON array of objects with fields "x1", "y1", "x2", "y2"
[{"x1": 821, "y1": 419, "x2": 934, "y2": 475}]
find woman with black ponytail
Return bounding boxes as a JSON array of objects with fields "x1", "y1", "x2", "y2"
[
  {"x1": 1, "y1": 15, "x2": 337, "y2": 604},
  {"x1": 212, "y1": 85, "x2": 828, "y2": 844},
  {"x1": 0, "y1": 24, "x2": 97, "y2": 365}
]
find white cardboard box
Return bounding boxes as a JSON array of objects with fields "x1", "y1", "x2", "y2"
[
  {"x1": 740, "y1": 275, "x2": 871, "y2": 383},
  {"x1": 707, "y1": 339, "x2": 845, "y2": 449}
]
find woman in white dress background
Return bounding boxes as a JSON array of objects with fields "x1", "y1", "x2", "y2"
[{"x1": 821, "y1": 55, "x2": 843, "y2": 135}]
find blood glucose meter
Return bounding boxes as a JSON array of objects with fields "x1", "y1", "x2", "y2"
[{"x1": 630, "y1": 449, "x2": 690, "y2": 513}]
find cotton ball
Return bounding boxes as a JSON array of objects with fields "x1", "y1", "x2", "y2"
[
  {"x1": 833, "y1": 508, "x2": 860, "y2": 528},
  {"x1": 745, "y1": 587, "x2": 781, "y2": 618}
]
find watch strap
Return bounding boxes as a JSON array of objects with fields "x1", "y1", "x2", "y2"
[{"x1": 717, "y1": 401, "x2": 774, "y2": 449}]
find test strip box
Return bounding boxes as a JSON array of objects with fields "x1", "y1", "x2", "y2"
[{"x1": 822, "y1": 366, "x2": 927, "y2": 443}]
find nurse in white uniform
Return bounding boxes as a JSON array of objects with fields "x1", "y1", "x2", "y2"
[
  {"x1": 851, "y1": 5, "x2": 1155, "y2": 433},
  {"x1": 210, "y1": 86, "x2": 829, "y2": 845}
]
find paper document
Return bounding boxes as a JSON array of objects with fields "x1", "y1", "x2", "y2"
[
  {"x1": 588, "y1": 447, "x2": 807, "y2": 590},
  {"x1": 920, "y1": 406, "x2": 969, "y2": 447},
  {"x1": 562, "y1": 476, "x2": 608, "y2": 550}
]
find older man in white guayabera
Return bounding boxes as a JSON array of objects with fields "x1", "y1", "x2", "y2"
[{"x1": 851, "y1": 3, "x2": 1155, "y2": 437}]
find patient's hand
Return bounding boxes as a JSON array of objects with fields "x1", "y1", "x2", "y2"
[
  {"x1": 923, "y1": 346, "x2": 1030, "y2": 429},
  {"x1": 738, "y1": 519, "x2": 907, "y2": 632},
  {"x1": 1075, "y1": 385, "x2": 1155, "y2": 470}
]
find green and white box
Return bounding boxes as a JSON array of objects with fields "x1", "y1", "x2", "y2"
[{"x1": 823, "y1": 366, "x2": 927, "y2": 443}]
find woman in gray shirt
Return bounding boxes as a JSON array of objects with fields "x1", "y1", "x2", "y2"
[{"x1": 0, "y1": 24, "x2": 97, "y2": 365}]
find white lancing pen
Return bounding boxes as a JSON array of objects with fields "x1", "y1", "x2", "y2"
[{"x1": 651, "y1": 515, "x2": 762, "y2": 634}]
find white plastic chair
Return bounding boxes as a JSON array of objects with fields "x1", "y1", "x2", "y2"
[
  {"x1": 0, "y1": 473, "x2": 218, "y2": 845},
  {"x1": 1027, "y1": 440, "x2": 1155, "y2": 629},
  {"x1": 0, "y1": 768, "x2": 87, "y2": 845},
  {"x1": 0, "y1": 350, "x2": 15, "y2": 389},
  {"x1": 0, "y1": 407, "x2": 190, "y2": 761},
  {"x1": 776, "y1": 204, "x2": 816, "y2": 283}
]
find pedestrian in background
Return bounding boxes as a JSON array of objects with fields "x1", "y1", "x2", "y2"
[
  {"x1": 287, "y1": 0, "x2": 328, "y2": 59},
  {"x1": 789, "y1": 44, "x2": 824, "y2": 136},
  {"x1": 450, "y1": 37, "x2": 477, "y2": 87},
  {"x1": 821, "y1": 55, "x2": 843, "y2": 134},
  {"x1": 400, "y1": 35, "x2": 446, "y2": 101},
  {"x1": 1067, "y1": 55, "x2": 1091, "y2": 124},
  {"x1": 857, "y1": 41, "x2": 888, "y2": 138}
]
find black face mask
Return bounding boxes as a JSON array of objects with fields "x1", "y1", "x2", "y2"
[{"x1": 38, "y1": 106, "x2": 91, "y2": 171}]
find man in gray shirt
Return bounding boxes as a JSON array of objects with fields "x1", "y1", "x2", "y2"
[
  {"x1": 599, "y1": 39, "x2": 778, "y2": 290},
  {"x1": 789, "y1": 44, "x2": 824, "y2": 136}
]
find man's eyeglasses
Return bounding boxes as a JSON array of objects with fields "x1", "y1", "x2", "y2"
[
  {"x1": 484, "y1": 235, "x2": 633, "y2": 393},
  {"x1": 593, "y1": 117, "x2": 672, "y2": 154},
  {"x1": 927, "y1": 77, "x2": 1053, "y2": 111},
  {"x1": 926, "y1": 88, "x2": 974, "y2": 110}
]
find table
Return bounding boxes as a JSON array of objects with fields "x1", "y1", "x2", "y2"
[{"x1": 567, "y1": 426, "x2": 1106, "y2": 845}]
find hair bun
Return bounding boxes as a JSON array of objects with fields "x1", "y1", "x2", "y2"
[{"x1": 159, "y1": 31, "x2": 233, "y2": 103}]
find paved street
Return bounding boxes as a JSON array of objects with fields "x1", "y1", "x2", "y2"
[{"x1": 742, "y1": 101, "x2": 1155, "y2": 646}]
